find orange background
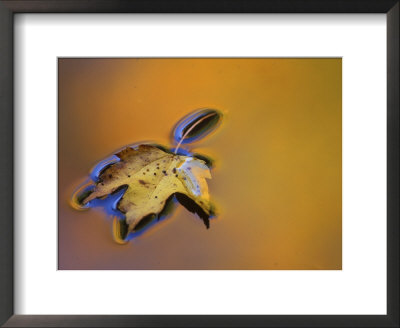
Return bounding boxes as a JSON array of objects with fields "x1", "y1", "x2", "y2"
[{"x1": 58, "y1": 58, "x2": 342, "y2": 270}]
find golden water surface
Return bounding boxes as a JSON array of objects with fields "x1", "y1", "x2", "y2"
[{"x1": 58, "y1": 58, "x2": 341, "y2": 270}]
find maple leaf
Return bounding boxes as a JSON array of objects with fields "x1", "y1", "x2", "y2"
[
  {"x1": 72, "y1": 108, "x2": 222, "y2": 243},
  {"x1": 79, "y1": 144, "x2": 214, "y2": 238}
]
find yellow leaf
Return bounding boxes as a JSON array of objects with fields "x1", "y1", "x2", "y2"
[{"x1": 80, "y1": 145, "x2": 213, "y2": 235}]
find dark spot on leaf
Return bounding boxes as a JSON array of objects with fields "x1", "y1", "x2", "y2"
[
  {"x1": 172, "y1": 168, "x2": 176, "y2": 174},
  {"x1": 138, "y1": 180, "x2": 147, "y2": 185},
  {"x1": 154, "y1": 173, "x2": 157, "y2": 176},
  {"x1": 111, "y1": 184, "x2": 128, "y2": 195},
  {"x1": 155, "y1": 196, "x2": 158, "y2": 199},
  {"x1": 175, "y1": 174, "x2": 178, "y2": 177},
  {"x1": 108, "y1": 174, "x2": 112, "y2": 178},
  {"x1": 127, "y1": 175, "x2": 131, "y2": 178}
]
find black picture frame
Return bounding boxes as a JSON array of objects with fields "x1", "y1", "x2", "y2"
[{"x1": 0, "y1": 1, "x2": 398, "y2": 327}]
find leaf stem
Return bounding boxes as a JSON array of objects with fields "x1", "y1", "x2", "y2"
[{"x1": 174, "y1": 113, "x2": 214, "y2": 154}]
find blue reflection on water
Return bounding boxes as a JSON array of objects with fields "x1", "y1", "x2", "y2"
[
  {"x1": 171, "y1": 108, "x2": 222, "y2": 145},
  {"x1": 90, "y1": 155, "x2": 120, "y2": 182},
  {"x1": 170, "y1": 147, "x2": 192, "y2": 157},
  {"x1": 86, "y1": 186, "x2": 127, "y2": 220}
]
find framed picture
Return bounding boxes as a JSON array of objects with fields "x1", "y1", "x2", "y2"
[{"x1": 0, "y1": 0, "x2": 398, "y2": 327}]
